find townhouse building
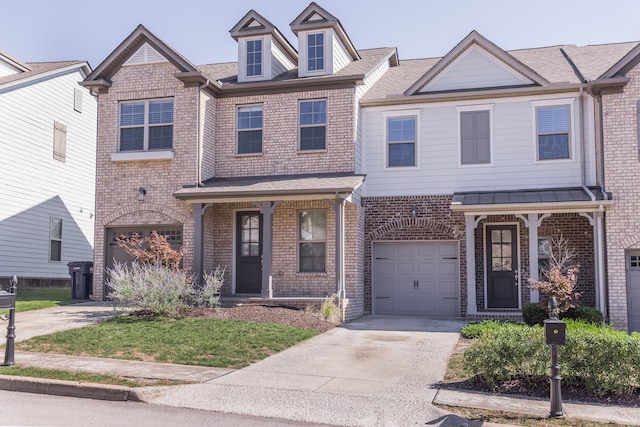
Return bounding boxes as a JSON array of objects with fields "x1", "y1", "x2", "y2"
[
  {"x1": 0, "y1": 50, "x2": 96, "y2": 286},
  {"x1": 83, "y1": 2, "x2": 640, "y2": 330}
]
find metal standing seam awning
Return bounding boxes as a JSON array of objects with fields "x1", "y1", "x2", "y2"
[
  {"x1": 173, "y1": 172, "x2": 366, "y2": 301},
  {"x1": 450, "y1": 186, "x2": 612, "y2": 316}
]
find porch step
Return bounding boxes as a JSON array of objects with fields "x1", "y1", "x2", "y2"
[
  {"x1": 219, "y1": 296, "x2": 330, "y2": 311},
  {"x1": 467, "y1": 312, "x2": 524, "y2": 323}
]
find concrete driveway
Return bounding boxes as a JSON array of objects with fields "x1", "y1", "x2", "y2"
[{"x1": 140, "y1": 316, "x2": 467, "y2": 426}]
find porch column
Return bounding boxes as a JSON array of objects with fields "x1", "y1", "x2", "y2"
[
  {"x1": 256, "y1": 201, "x2": 281, "y2": 298},
  {"x1": 328, "y1": 198, "x2": 346, "y2": 298},
  {"x1": 579, "y1": 211, "x2": 606, "y2": 316},
  {"x1": 465, "y1": 214, "x2": 486, "y2": 315},
  {"x1": 193, "y1": 203, "x2": 212, "y2": 284},
  {"x1": 516, "y1": 213, "x2": 550, "y2": 304}
]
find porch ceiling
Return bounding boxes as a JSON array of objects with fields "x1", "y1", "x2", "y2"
[
  {"x1": 451, "y1": 186, "x2": 612, "y2": 214},
  {"x1": 173, "y1": 172, "x2": 366, "y2": 203}
]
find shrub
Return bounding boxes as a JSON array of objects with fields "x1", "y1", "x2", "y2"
[
  {"x1": 318, "y1": 294, "x2": 341, "y2": 323},
  {"x1": 107, "y1": 262, "x2": 223, "y2": 317},
  {"x1": 461, "y1": 320, "x2": 513, "y2": 339},
  {"x1": 462, "y1": 320, "x2": 640, "y2": 396},
  {"x1": 522, "y1": 303, "x2": 547, "y2": 326},
  {"x1": 562, "y1": 306, "x2": 603, "y2": 324},
  {"x1": 462, "y1": 322, "x2": 547, "y2": 388}
]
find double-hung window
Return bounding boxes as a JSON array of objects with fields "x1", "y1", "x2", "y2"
[
  {"x1": 460, "y1": 110, "x2": 491, "y2": 165},
  {"x1": 299, "y1": 210, "x2": 326, "y2": 272},
  {"x1": 49, "y1": 217, "x2": 62, "y2": 262},
  {"x1": 299, "y1": 100, "x2": 326, "y2": 150},
  {"x1": 387, "y1": 116, "x2": 416, "y2": 167},
  {"x1": 237, "y1": 105, "x2": 263, "y2": 154},
  {"x1": 246, "y1": 39, "x2": 262, "y2": 77},
  {"x1": 307, "y1": 33, "x2": 324, "y2": 72},
  {"x1": 119, "y1": 99, "x2": 173, "y2": 152},
  {"x1": 537, "y1": 105, "x2": 570, "y2": 160}
]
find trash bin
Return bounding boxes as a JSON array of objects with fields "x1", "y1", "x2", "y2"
[{"x1": 68, "y1": 261, "x2": 93, "y2": 300}]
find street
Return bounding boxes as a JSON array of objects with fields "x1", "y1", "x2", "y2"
[{"x1": 0, "y1": 390, "x2": 330, "y2": 427}]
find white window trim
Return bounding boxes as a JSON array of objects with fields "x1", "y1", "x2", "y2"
[
  {"x1": 456, "y1": 104, "x2": 494, "y2": 167},
  {"x1": 236, "y1": 103, "x2": 264, "y2": 155},
  {"x1": 239, "y1": 36, "x2": 270, "y2": 82},
  {"x1": 298, "y1": 99, "x2": 327, "y2": 151},
  {"x1": 118, "y1": 98, "x2": 174, "y2": 154},
  {"x1": 300, "y1": 30, "x2": 329, "y2": 76},
  {"x1": 111, "y1": 151, "x2": 174, "y2": 162},
  {"x1": 382, "y1": 109, "x2": 420, "y2": 171},
  {"x1": 297, "y1": 209, "x2": 327, "y2": 274},
  {"x1": 49, "y1": 217, "x2": 63, "y2": 263},
  {"x1": 531, "y1": 98, "x2": 576, "y2": 164}
]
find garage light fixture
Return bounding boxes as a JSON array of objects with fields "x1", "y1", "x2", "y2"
[{"x1": 138, "y1": 186, "x2": 146, "y2": 202}]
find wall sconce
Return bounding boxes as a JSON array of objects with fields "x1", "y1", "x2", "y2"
[
  {"x1": 411, "y1": 204, "x2": 417, "y2": 218},
  {"x1": 137, "y1": 186, "x2": 146, "y2": 202}
]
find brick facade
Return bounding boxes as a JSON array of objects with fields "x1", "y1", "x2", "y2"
[
  {"x1": 601, "y1": 64, "x2": 640, "y2": 330},
  {"x1": 362, "y1": 196, "x2": 596, "y2": 316}
]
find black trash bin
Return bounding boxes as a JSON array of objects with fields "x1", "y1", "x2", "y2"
[{"x1": 68, "y1": 261, "x2": 93, "y2": 300}]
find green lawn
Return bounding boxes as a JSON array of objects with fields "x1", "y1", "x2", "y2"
[
  {"x1": 0, "y1": 286, "x2": 76, "y2": 313},
  {"x1": 14, "y1": 315, "x2": 318, "y2": 369}
]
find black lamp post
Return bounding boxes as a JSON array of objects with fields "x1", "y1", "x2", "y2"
[
  {"x1": 1, "y1": 275, "x2": 17, "y2": 366},
  {"x1": 544, "y1": 296, "x2": 566, "y2": 417}
]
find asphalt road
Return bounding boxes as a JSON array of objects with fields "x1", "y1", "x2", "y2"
[{"x1": 0, "y1": 390, "x2": 331, "y2": 427}]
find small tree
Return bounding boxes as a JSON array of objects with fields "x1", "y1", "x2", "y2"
[
  {"x1": 116, "y1": 231, "x2": 183, "y2": 270},
  {"x1": 528, "y1": 234, "x2": 581, "y2": 313}
]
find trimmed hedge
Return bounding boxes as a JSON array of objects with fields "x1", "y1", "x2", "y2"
[{"x1": 462, "y1": 320, "x2": 640, "y2": 396}]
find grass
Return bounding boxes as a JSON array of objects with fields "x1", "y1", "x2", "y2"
[
  {"x1": 0, "y1": 365, "x2": 188, "y2": 387},
  {"x1": 0, "y1": 286, "x2": 76, "y2": 313},
  {"x1": 14, "y1": 315, "x2": 319, "y2": 369}
]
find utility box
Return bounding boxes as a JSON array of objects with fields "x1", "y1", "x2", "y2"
[
  {"x1": 544, "y1": 319, "x2": 566, "y2": 345},
  {"x1": 68, "y1": 261, "x2": 93, "y2": 300},
  {"x1": 0, "y1": 291, "x2": 15, "y2": 309}
]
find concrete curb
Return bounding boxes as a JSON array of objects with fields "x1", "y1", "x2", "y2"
[{"x1": 0, "y1": 374, "x2": 135, "y2": 401}]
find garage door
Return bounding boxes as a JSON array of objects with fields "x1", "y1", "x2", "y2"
[
  {"x1": 107, "y1": 226, "x2": 183, "y2": 268},
  {"x1": 627, "y1": 251, "x2": 640, "y2": 332},
  {"x1": 373, "y1": 241, "x2": 459, "y2": 316}
]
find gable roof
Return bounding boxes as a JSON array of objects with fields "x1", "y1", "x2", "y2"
[
  {"x1": 0, "y1": 60, "x2": 91, "y2": 91},
  {"x1": 598, "y1": 41, "x2": 640, "y2": 79},
  {"x1": 229, "y1": 9, "x2": 298, "y2": 64},
  {"x1": 405, "y1": 31, "x2": 548, "y2": 95},
  {"x1": 82, "y1": 24, "x2": 221, "y2": 93},
  {"x1": 0, "y1": 49, "x2": 31, "y2": 73},
  {"x1": 290, "y1": 2, "x2": 360, "y2": 61}
]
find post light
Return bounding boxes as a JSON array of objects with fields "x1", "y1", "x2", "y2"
[
  {"x1": 1, "y1": 275, "x2": 17, "y2": 366},
  {"x1": 544, "y1": 296, "x2": 566, "y2": 418}
]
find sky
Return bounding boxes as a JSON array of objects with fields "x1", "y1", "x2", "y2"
[{"x1": 2, "y1": 0, "x2": 640, "y2": 69}]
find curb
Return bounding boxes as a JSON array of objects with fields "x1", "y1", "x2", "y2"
[{"x1": 0, "y1": 374, "x2": 136, "y2": 401}]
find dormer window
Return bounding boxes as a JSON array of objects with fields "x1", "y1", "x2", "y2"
[
  {"x1": 246, "y1": 39, "x2": 263, "y2": 77},
  {"x1": 307, "y1": 33, "x2": 324, "y2": 72}
]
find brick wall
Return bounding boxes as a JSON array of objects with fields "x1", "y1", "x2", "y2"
[
  {"x1": 92, "y1": 62, "x2": 199, "y2": 299},
  {"x1": 212, "y1": 89, "x2": 356, "y2": 179},
  {"x1": 601, "y1": 64, "x2": 640, "y2": 330}
]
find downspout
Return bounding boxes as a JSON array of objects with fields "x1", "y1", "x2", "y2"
[{"x1": 196, "y1": 79, "x2": 210, "y2": 187}]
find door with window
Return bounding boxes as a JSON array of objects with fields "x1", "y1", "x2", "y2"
[
  {"x1": 236, "y1": 212, "x2": 262, "y2": 294},
  {"x1": 486, "y1": 225, "x2": 519, "y2": 308}
]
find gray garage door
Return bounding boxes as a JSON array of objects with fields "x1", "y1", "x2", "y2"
[
  {"x1": 627, "y1": 251, "x2": 640, "y2": 332},
  {"x1": 373, "y1": 241, "x2": 459, "y2": 316}
]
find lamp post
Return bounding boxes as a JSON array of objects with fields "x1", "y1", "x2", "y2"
[
  {"x1": 1, "y1": 275, "x2": 17, "y2": 366},
  {"x1": 544, "y1": 296, "x2": 565, "y2": 417}
]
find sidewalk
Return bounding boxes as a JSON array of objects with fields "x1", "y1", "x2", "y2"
[{"x1": 1, "y1": 303, "x2": 638, "y2": 426}]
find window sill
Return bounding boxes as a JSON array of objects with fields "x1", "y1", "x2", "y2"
[
  {"x1": 111, "y1": 150, "x2": 174, "y2": 162},
  {"x1": 297, "y1": 149, "x2": 327, "y2": 155},
  {"x1": 234, "y1": 152, "x2": 263, "y2": 158}
]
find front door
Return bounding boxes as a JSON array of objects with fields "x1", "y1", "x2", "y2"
[
  {"x1": 486, "y1": 225, "x2": 519, "y2": 308},
  {"x1": 236, "y1": 212, "x2": 262, "y2": 294}
]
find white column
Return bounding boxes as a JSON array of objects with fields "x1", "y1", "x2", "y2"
[
  {"x1": 465, "y1": 214, "x2": 486, "y2": 315},
  {"x1": 516, "y1": 213, "x2": 550, "y2": 303},
  {"x1": 579, "y1": 211, "x2": 606, "y2": 316}
]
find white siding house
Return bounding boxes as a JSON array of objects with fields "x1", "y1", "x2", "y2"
[{"x1": 0, "y1": 50, "x2": 96, "y2": 286}]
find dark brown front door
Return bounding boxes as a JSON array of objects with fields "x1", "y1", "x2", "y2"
[
  {"x1": 486, "y1": 225, "x2": 519, "y2": 308},
  {"x1": 236, "y1": 212, "x2": 262, "y2": 294}
]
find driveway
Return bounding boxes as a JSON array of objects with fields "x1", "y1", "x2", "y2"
[{"x1": 140, "y1": 315, "x2": 466, "y2": 426}]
